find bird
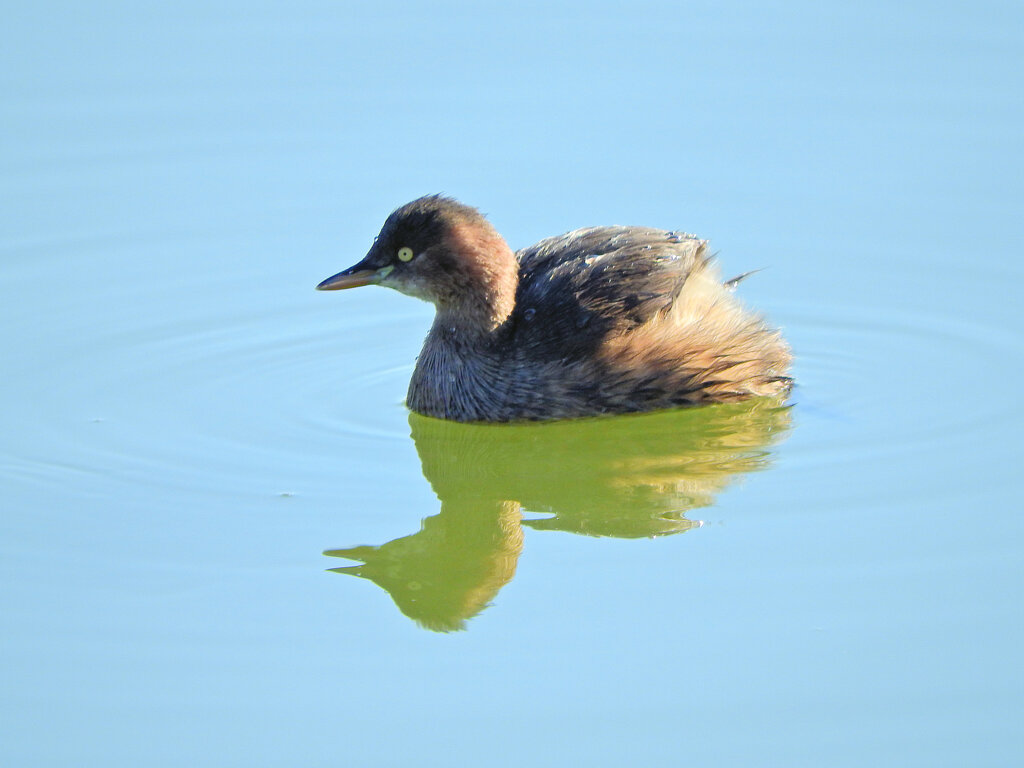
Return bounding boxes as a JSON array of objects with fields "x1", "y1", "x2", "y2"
[{"x1": 317, "y1": 195, "x2": 792, "y2": 422}]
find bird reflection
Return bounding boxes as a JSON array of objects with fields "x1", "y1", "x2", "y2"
[{"x1": 326, "y1": 398, "x2": 791, "y2": 632}]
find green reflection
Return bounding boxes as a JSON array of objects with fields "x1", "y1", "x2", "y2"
[{"x1": 326, "y1": 399, "x2": 791, "y2": 632}]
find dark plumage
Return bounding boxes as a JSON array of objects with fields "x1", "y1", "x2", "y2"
[{"x1": 317, "y1": 195, "x2": 792, "y2": 422}]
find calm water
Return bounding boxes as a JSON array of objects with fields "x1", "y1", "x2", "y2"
[{"x1": 3, "y1": 2, "x2": 1023, "y2": 766}]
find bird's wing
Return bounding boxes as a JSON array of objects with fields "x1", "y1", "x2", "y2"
[{"x1": 509, "y1": 226, "x2": 708, "y2": 358}]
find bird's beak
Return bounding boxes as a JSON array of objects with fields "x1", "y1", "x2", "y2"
[{"x1": 316, "y1": 258, "x2": 391, "y2": 291}]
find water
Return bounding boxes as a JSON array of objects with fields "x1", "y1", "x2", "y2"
[{"x1": 3, "y1": 1, "x2": 1022, "y2": 766}]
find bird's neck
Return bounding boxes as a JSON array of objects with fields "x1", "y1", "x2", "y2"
[
  {"x1": 406, "y1": 217, "x2": 520, "y2": 421},
  {"x1": 409, "y1": 316, "x2": 507, "y2": 421},
  {"x1": 437, "y1": 218, "x2": 519, "y2": 332}
]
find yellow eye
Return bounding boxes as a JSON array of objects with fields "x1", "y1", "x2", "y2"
[{"x1": 397, "y1": 246, "x2": 414, "y2": 262}]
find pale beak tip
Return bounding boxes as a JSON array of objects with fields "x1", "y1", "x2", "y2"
[{"x1": 315, "y1": 269, "x2": 377, "y2": 291}]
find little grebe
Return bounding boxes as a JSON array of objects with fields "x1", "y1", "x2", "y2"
[{"x1": 317, "y1": 196, "x2": 792, "y2": 422}]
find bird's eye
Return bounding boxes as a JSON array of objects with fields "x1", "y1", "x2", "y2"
[{"x1": 397, "y1": 246, "x2": 414, "y2": 262}]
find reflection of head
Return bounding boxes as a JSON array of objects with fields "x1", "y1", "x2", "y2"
[
  {"x1": 327, "y1": 398, "x2": 791, "y2": 631},
  {"x1": 327, "y1": 501, "x2": 523, "y2": 632}
]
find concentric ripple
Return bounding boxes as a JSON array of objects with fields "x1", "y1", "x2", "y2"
[
  {"x1": 5, "y1": 231, "x2": 1019, "y2": 507},
  {"x1": 772, "y1": 295, "x2": 1020, "y2": 468}
]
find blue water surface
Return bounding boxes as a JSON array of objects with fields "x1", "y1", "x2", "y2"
[{"x1": 2, "y1": 1, "x2": 1023, "y2": 766}]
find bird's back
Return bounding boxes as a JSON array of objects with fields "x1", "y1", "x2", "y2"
[
  {"x1": 486, "y1": 226, "x2": 792, "y2": 418},
  {"x1": 508, "y1": 226, "x2": 706, "y2": 359}
]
